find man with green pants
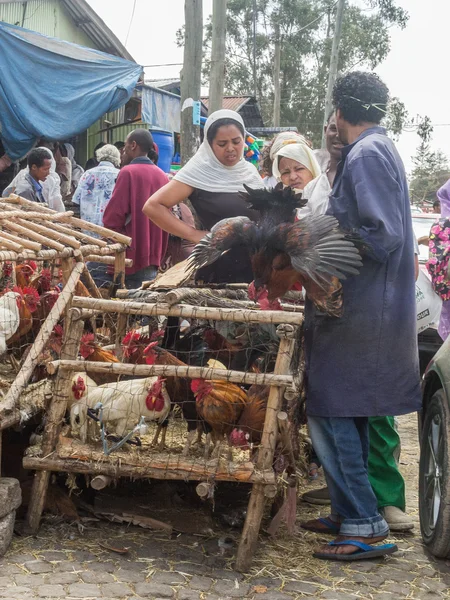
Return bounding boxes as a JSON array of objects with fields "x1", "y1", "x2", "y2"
[{"x1": 302, "y1": 416, "x2": 413, "y2": 532}]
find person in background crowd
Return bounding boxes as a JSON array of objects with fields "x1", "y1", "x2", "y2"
[
  {"x1": 302, "y1": 71, "x2": 420, "y2": 560},
  {"x1": 103, "y1": 129, "x2": 168, "y2": 288},
  {"x1": 72, "y1": 144, "x2": 120, "y2": 229},
  {"x1": 73, "y1": 144, "x2": 120, "y2": 288},
  {"x1": 433, "y1": 198, "x2": 441, "y2": 214},
  {"x1": 3, "y1": 147, "x2": 65, "y2": 212},
  {"x1": 114, "y1": 141, "x2": 125, "y2": 164},
  {"x1": 65, "y1": 143, "x2": 84, "y2": 194},
  {"x1": 11, "y1": 148, "x2": 52, "y2": 204},
  {"x1": 143, "y1": 109, "x2": 263, "y2": 284},
  {"x1": 428, "y1": 178, "x2": 450, "y2": 341},
  {"x1": 85, "y1": 141, "x2": 107, "y2": 171},
  {"x1": 54, "y1": 142, "x2": 72, "y2": 200}
]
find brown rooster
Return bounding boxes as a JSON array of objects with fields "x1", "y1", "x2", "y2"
[
  {"x1": 15, "y1": 262, "x2": 37, "y2": 289},
  {"x1": 229, "y1": 385, "x2": 269, "y2": 451},
  {"x1": 29, "y1": 267, "x2": 54, "y2": 295},
  {"x1": 190, "y1": 378, "x2": 249, "y2": 459},
  {"x1": 202, "y1": 326, "x2": 242, "y2": 369},
  {"x1": 32, "y1": 289, "x2": 60, "y2": 335},
  {"x1": 7, "y1": 286, "x2": 40, "y2": 348},
  {"x1": 79, "y1": 333, "x2": 119, "y2": 385},
  {"x1": 121, "y1": 329, "x2": 164, "y2": 364},
  {"x1": 188, "y1": 185, "x2": 362, "y2": 317},
  {"x1": 144, "y1": 342, "x2": 204, "y2": 454}
]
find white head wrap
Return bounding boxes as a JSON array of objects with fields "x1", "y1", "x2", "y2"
[
  {"x1": 174, "y1": 109, "x2": 263, "y2": 193},
  {"x1": 271, "y1": 133, "x2": 321, "y2": 182}
]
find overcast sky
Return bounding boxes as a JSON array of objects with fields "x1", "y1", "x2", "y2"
[{"x1": 88, "y1": 0, "x2": 447, "y2": 173}]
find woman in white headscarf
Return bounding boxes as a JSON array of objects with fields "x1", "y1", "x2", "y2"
[
  {"x1": 2, "y1": 147, "x2": 65, "y2": 212},
  {"x1": 270, "y1": 131, "x2": 321, "y2": 191},
  {"x1": 144, "y1": 109, "x2": 264, "y2": 283}
]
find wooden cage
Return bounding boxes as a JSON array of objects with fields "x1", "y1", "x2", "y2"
[{"x1": 22, "y1": 290, "x2": 304, "y2": 572}]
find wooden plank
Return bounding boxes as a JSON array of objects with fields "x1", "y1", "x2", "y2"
[
  {"x1": 235, "y1": 325, "x2": 297, "y2": 572},
  {"x1": 25, "y1": 309, "x2": 86, "y2": 533},
  {"x1": 47, "y1": 359, "x2": 294, "y2": 387},
  {"x1": 70, "y1": 296, "x2": 304, "y2": 325}
]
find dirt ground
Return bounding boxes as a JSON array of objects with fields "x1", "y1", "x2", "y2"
[{"x1": 0, "y1": 413, "x2": 449, "y2": 599}]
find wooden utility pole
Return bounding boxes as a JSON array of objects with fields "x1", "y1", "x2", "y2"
[
  {"x1": 209, "y1": 0, "x2": 228, "y2": 113},
  {"x1": 272, "y1": 16, "x2": 281, "y2": 127},
  {"x1": 321, "y1": 0, "x2": 345, "y2": 148},
  {"x1": 180, "y1": 0, "x2": 203, "y2": 165}
]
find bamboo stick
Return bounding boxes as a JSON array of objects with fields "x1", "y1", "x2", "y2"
[
  {"x1": 0, "y1": 262, "x2": 85, "y2": 417},
  {"x1": 4, "y1": 221, "x2": 65, "y2": 251},
  {"x1": 236, "y1": 324, "x2": 297, "y2": 573},
  {"x1": 16, "y1": 218, "x2": 81, "y2": 249},
  {"x1": 0, "y1": 229, "x2": 42, "y2": 251},
  {"x1": 80, "y1": 243, "x2": 127, "y2": 256},
  {"x1": 90, "y1": 475, "x2": 113, "y2": 490},
  {"x1": 5, "y1": 194, "x2": 55, "y2": 212},
  {"x1": 70, "y1": 296, "x2": 304, "y2": 326},
  {"x1": 23, "y1": 454, "x2": 276, "y2": 484},
  {"x1": 277, "y1": 412, "x2": 296, "y2": 476},
  {"x1": 0, "y1": 211, "x2": 72, "y2": 221},
  {"x1": 113, "y1": 251, "x2": 126, "y2": 290},
  {"x1": 85, "y1": 255, "x2": 133, "y2": 267},
  {"x1": 45, "y1": 222, "x2": 108, "y2": 247},
  {"x1": 0, "y1": 235, "x2": 23, "y2": 252},
  {"x1": 47, "y1": 359, "x2": 293, "y2": 387},
  {"x1": 26, "y1": 309, "x2": 86, "y2": 533},
  {"x1": 68, "y1": 216, "x2": 132, "y2": 246}
]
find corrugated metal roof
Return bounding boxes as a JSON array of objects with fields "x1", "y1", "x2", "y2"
[
  {"x1": 61, "y1": 0, "x2": 134, "y2": 60},
  {"x1": 0, "y1": 0, "x2": 134, "y2": 60},
  {"x1": 200, "y1": 96, "x2": 252, "y2": 112},
  {"x1": 146, "y1": 78, "x2": 180, "y2": 89}
]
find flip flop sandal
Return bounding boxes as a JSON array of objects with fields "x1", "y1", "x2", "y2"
[
  {"x1": 300, "y1": 517, "x2": 341, "y2": 535},
  {"x1": 313, "y1": 540, "x2": 398, "y2": 561}
]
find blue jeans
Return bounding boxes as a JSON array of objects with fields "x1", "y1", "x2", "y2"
[
  {"x1": 125, "y1": 265, "x2": 158, "y2": 289},
  {"x1": 308, "y1": 416, "x2": 389, "y2": 538}
]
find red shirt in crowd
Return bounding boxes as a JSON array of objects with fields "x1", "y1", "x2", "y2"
[{"x1": 103, "y1": 157, "x2": 169, "y2": 275}]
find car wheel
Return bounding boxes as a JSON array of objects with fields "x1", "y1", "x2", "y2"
[{"x1": 419, "y1": 388, "x2": 450, "y2": 557}]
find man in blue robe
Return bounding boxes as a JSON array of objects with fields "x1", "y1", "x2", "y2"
[{"x1": 306, "y1": 71, "x2": 421, "y2": 560}]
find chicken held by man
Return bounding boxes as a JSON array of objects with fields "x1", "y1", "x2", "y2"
[{"x1": 188, "y1": 186, "x2": 362, "y2": 317}]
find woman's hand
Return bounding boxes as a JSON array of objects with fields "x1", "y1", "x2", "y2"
[{"x1": 191, "y1": 230, "x2": 209, "y2": 244}]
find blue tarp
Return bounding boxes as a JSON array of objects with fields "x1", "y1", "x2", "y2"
[
  {"x1": 141, "y1": 85, "x2": 181, "y2": 133},
  {"x1": 0, "y1": 21, "x2": 143, "y2": 160}
]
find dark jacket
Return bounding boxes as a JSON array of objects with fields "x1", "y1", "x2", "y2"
[{"x1": 305, "y1": 126, "x2": 422, "y2": 418}]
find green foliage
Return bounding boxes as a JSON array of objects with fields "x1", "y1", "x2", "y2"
[
  {"x1": 410, "y1": 128, "x2": 450, "y2": 207},
  {"x1": 197, "y1": 0, "x2": 409, "y2": 145}
]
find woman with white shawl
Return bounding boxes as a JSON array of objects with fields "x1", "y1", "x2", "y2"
[
  {"x1": 270, "y1": 131, "x2": 321, "y2": 192},
  {"x1": 144, "y1": 109, "x2": 263, "y2": 283},
  {"x1": 2, "y1": 147, "x2": 65, "y2": 212}
]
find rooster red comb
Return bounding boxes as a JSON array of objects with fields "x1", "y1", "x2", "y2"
[
  {"x1": 81, "y1": 333, "x2": 95, "y2": 344},
  {"x1": 150, "y1": 377, "x2": 166, "y2": 395},
  {"x1": 122, "y1": 330, "x2": 141, "y2": 346},
  {"x1": 143, "y1": 341, "x2": 158, "y2": 365},
  {"x1": 191, "y1": 378, "x2": 205, "y2": 394},
  {"x1": 25, "y1": 260, "x2": 37, "y2": 272}
]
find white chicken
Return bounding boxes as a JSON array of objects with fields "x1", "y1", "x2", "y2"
[
  {"x1": 0, "y1": 292, "x2": 20, "y2": 355},
  {"x1": 70, "y1": 376, "x2": 170, "y2": 443},
  {"x1": 68, "y1": 372, "x2": 98, "y2": 408}
]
